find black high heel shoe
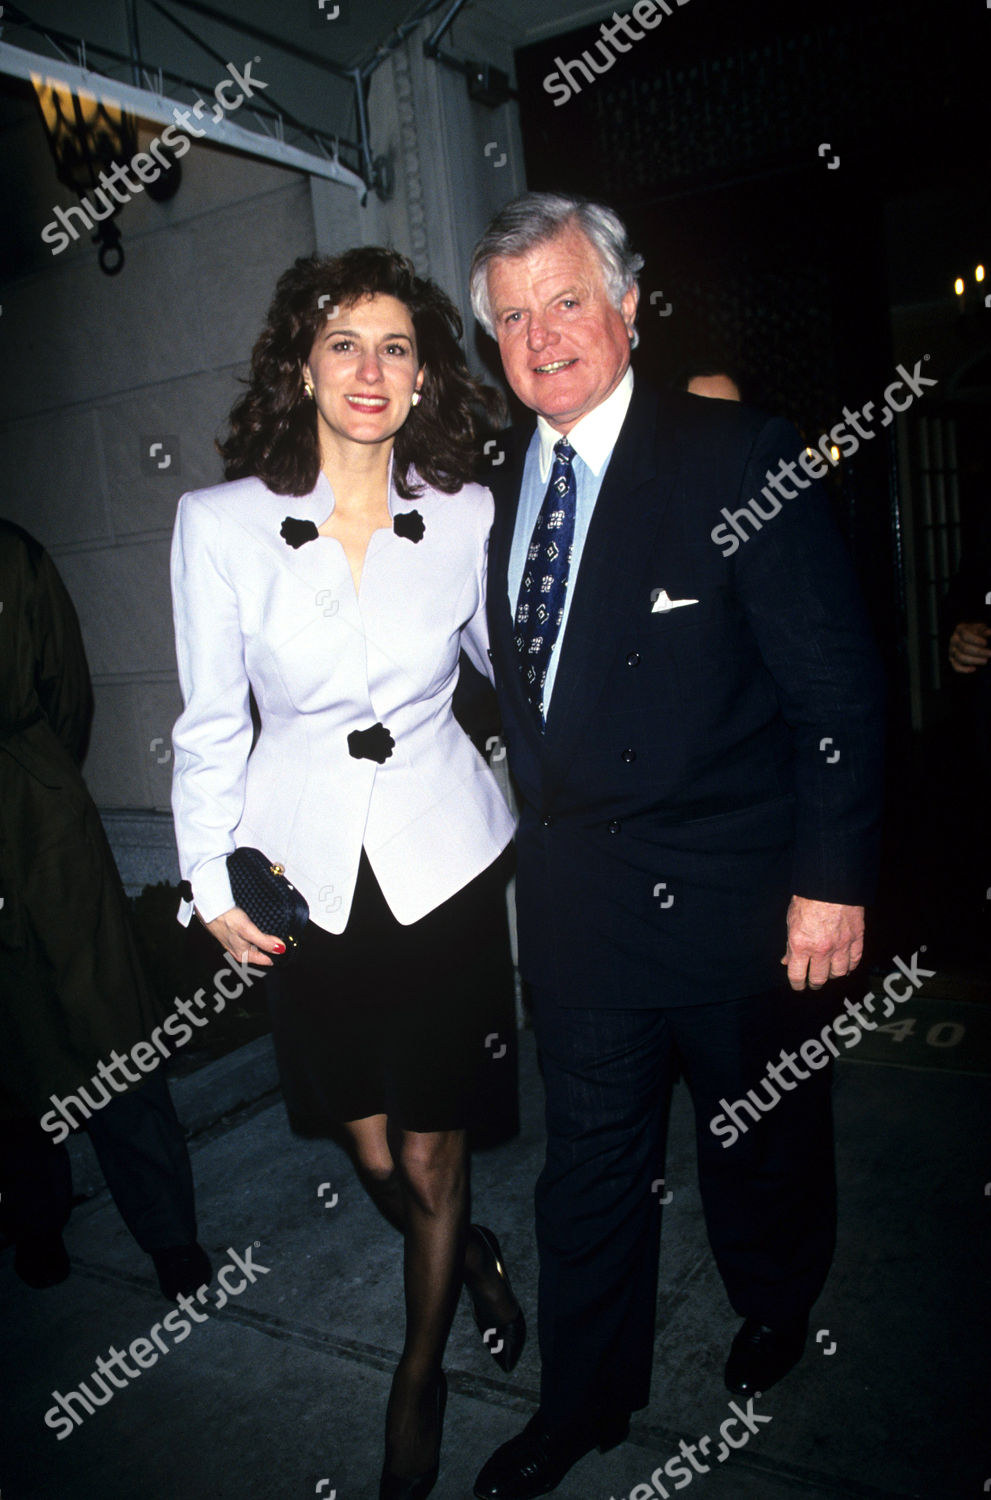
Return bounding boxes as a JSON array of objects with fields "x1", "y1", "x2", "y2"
[
  {"x1": 379, "y1": 1371, "x2": 447, "y2": 1500},
  {"x1": 465, "y1": 1224, "x2": 527, "y2": 1374}
]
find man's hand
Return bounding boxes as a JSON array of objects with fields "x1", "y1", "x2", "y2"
[
  {"x1": 948, "y1": 621, "x2": 991, "y2": 674},
  {"x1": 781, "y1": 896, "x2": 864, "y2": 991},
  {"x1": 200, "y1": 906, "x2": 283, "y2": 967}
]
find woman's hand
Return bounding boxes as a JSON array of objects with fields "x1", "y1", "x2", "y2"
[{"x1": 200, "y1": 906, "x2": 285, "y2": 967}]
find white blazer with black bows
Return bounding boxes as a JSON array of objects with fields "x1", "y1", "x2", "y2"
[{"x1": 170, "y1": 468, "x2": 516, "y2": 933}]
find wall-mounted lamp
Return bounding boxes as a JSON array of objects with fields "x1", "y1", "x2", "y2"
[{"x1": 32, "y1": 76, "x2": 138, "y2": 275}]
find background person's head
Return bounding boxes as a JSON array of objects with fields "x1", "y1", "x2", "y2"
[
  {"x1": 471, "y1": 193, "x2": 643, "y2": 433},
  {"x1": 220, "y1": 247, "x2": 495, "y2": 499},
  {"x1": 676, "y1": 359, "x2": 747, "y2": 404},
  {"x1": 686, "y1": 371, "x2": 743, "y2": 402}
]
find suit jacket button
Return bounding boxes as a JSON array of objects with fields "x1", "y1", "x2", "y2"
[
  {"x1": 607, "y1": 820, "x2": 621, "y2": 834},
  {"x1": 487, "y1": 648, "x2": 494, "y2": 661},
  {"x1": 621, "y1": 748, "x2": 636, "y2": 763},
  {"x1": 626, "y1": 651, "x2": 640, "y2": 667},
  {"x1": 542, "y1": 815, "x2": 553, "y2": 828}
]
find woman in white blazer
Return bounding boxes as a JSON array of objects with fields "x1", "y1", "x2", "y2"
[{"x1": 170, "y1": 249, "x2": 521, "y2": 1500}]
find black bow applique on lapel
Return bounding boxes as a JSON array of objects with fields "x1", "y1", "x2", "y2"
[
  {"x1": 281, "y1": 517, "x2": 319, "y2": 549},
  {"x1": 393, "y1": 510, "x2": 425, "y2": 543}
]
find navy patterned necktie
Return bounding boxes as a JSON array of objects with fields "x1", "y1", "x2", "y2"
[{"x1": 513, "y1": 438, "x2": 577, "y2": 725}]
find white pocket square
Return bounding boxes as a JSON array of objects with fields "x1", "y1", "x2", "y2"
[{"x1": 651, "y1": 589, "x2": 699, "y2": 613}]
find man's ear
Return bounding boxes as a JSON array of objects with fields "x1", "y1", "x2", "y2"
[{"x1": 621, "y1": 285, "x2": 640, "y2": 337}]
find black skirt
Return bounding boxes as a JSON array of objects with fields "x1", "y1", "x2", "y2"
[{"x1": 266, "y1": 846, "x2": 516, "y2": 1135}]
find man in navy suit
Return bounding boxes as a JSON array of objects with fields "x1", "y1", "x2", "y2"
[{"x1": 469, "y1": 193, "x2": 885, "y2": 1500}]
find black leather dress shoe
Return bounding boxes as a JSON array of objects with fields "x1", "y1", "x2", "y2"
[
  {"x1": 473, "y1": 1409, "x2": 629, "y2": 1500},
  {"x1": 151, "y1": 1243, "x2": 212, "y2": 1301},
  {"x1": 466, "y1": 1225, "x2": 526, "y2": 1374},
  {"x1": 724, "y1": 1316, "x2": 808, "y2": 1396}
]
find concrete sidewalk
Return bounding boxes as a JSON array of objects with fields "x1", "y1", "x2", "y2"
[{"x1": 2, "y1": 1016, "x2": 987, "y2": 1500}]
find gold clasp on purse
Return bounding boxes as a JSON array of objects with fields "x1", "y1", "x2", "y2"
[{"x1": 270, "y1": 863, "x2": 285, "y2": 877}]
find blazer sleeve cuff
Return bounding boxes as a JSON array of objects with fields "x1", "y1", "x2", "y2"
[
  {"x1": 178, "y1": 854, "x2": 235, "y2": 928},
  {"x1": 790, "y1": 839, "x2": 881, "y2": 907}
]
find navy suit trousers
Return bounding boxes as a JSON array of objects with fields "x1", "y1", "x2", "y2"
[{"x1": 531, "y1": 982, "x2": 837, "y2": 1425}]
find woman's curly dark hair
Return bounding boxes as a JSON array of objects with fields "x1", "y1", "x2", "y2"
[{"x1": 218, "y1": 247, "x2": 502, "y2": 499}]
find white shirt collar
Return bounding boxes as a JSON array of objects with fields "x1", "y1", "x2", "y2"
[{"x1": 536, "y1": 366, "x2": 635, "y2": 482}]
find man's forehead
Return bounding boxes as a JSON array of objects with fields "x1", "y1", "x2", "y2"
[{"x1": 488, "y1": 227, "x2": 603, "y2": 294}]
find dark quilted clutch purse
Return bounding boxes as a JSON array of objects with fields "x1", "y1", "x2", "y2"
[{"x1": 227, "y1": 847, "x2": 309, "y2": 967}]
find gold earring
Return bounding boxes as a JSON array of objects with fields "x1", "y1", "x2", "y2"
[
  {"x1": 411, "y1": 391, "x2": 421, "y2": 407},
  {"x1": 303, "y1": 382, "x2": 314, "y2": 400}
]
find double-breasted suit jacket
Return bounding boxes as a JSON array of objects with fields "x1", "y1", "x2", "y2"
[
  {"x1": 171, "y1": 469, "x2": 516, "y2": 933},
  {"x1": 486, "y1": 380, "x2": 885, "y2": 1007}
]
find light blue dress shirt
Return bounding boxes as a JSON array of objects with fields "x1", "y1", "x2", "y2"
[{"x1": 507, "y1": 368, "x2": 634, "y2": 710}]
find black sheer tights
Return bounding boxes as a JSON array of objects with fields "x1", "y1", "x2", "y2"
[{"x1": 341, "y1": 1117, "x2": 491, "y2": 1479}]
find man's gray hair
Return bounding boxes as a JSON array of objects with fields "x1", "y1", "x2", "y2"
[{"x1": 470, "y1": 192, "x2": 644, "y2": 348}]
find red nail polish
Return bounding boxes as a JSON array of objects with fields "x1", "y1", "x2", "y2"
[{"x1": 272, "y1": 941, "x2": 286, "y2": 954}]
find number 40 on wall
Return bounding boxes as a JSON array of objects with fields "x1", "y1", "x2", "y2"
[{"x1": 877, "y1": 1017, "x2": 965, "y2": 1047}]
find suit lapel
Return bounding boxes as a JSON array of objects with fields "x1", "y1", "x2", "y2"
[{"x1": 541, "y1": 385, "x2": 682, "y2": 778}]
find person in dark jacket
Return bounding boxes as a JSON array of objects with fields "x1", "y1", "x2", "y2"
[{"x1": 0, "y1": 519, "x2": 210, "y2": 1299}]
